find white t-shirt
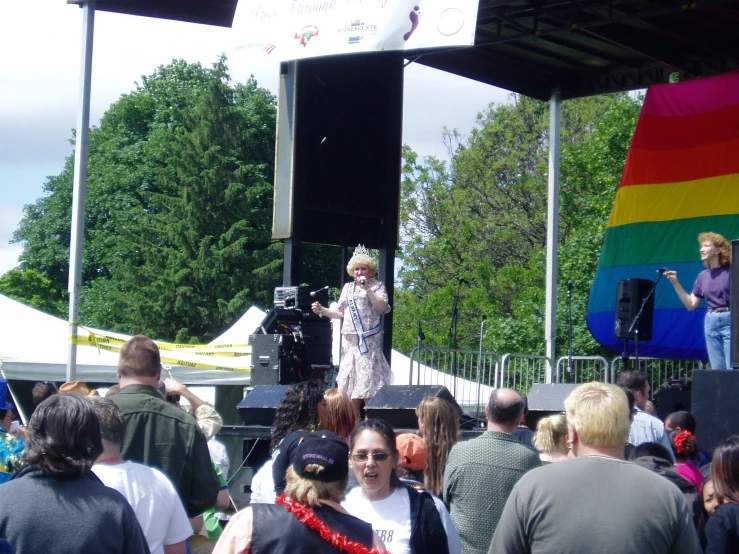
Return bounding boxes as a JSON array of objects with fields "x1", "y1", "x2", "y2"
[
  {"x1": 208, "y1": 438, "x2": 230, "y2": 479},
  {"x1": 249, "y1": 458, "x2": 276, "y2": 504},
  {"x1": 342, "y1": 487, "x2": 412, "y2": 554},
  {"x1": 93, "y1": 461, "x2": 192, "y2": 554}
]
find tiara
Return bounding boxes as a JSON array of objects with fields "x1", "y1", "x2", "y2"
[{"x1": 353, "y1": 244, "x2": 371, "y2": 257}]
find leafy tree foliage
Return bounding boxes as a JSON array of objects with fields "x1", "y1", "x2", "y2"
[
  {"x1": 0, "y1": 269, "x2": 67, "y2": 317},
  {"x1": 11, "y1": 58, "x2": 331, "y2": 343},
  {"x1": 394, "y1": 92, "x2": 642, "y2": 360}
]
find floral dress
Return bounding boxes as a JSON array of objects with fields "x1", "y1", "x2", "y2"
[
  {"x1": 0, "y1": 427, "x2": 24, "y2": 484},
  {"x1": 335, "y1": 280, "x2": 393, "y2": 399}
]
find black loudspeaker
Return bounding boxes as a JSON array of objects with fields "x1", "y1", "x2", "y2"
[
  {"x1": 527, "y1": 384, "x2": 579, "y2": 412},
  {"x1": 656, "y1": 388, "x2": 692, "y2": 421},
  {"x1": 237, "y1": 385, "x2": 289, "y2": 426},
  {"x1": 731, "y1": 240, "x2": 739, "y2": 368},
  {"x1": 365, "y1": 385, "x2": 462, "y2": 429},
  {"x1": 287, "y1": 53, "x2": 404, "y2": 249},
  {"x1": 614, "y1": 278, "x2": 655, "y2": 341},
  {"x1": 692, "y1": 370, "x2": 739, "y2": 453}
]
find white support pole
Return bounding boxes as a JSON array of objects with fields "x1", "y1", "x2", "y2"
[
  {"x1": 544, "y1": 89, "x2": 561, "y2": 384},
  {"x1": 66, "y1": 1, "x2": 95, "y2": 382}
]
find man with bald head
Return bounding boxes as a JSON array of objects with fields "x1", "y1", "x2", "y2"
[{"x1": 443, "y1": 388, "x2": 540, "y2": 554}]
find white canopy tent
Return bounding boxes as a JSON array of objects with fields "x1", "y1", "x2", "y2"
[
  {"x1": 0, "y1": 294, "x2": 255, "y2": 385},
  {"x1": 209, "y1": 306, "x2": 266, "y2": 347},
  {"x1": 0, "y1": 295, "x2": 493, "y2": 410}
]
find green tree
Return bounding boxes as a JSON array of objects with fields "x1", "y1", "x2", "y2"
[
  {"x1": 394, "y1": 92, "x2": 642, "y2": 361},
  {"x1": 102, "y1": 69, "x2": 281, "y2": 342},
  {"x1": 0, "y1": 269, "x2": 67, "y2": 316},
  {"x1": 11, "y1": 58, "x2": 339, "y2": 343}
]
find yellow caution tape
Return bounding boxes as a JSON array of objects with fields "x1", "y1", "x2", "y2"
[
  {"x1": 71, "y1": 331, "x2": 250, "y2": 355},
  {"x1": 158, "y1": 355, "x2": 251, "y2": 373},
  {"x1": 69, "y1": 329, "x2": 252, "y2": 372}
]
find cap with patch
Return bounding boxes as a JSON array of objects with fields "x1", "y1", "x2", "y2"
[{"x1": 293, "y1": 431, "x2": 349, "y2": 483}]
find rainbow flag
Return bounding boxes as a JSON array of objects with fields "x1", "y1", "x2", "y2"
[{"x1": 587, "y1": 71, "x2": 739, "y2": 360}]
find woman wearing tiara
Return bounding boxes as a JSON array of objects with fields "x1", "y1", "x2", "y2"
[{"x1": 311, "y1": 245, "x2": 393, "y2": 420}]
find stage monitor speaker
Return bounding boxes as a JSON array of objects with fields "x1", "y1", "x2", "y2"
[
  {"x1": 656, "y1": 388, "x2": 692, "y2": 422},
  {"x1": 365, "y1": 385, "x2": 462, "y2": 429},
  {"x1": 692, "y1": 369, "x2": 739, "y2": 453},
  {"x1": 614, "y1": 278, "x2": 655, "y2": 341},
  {"x1": 527, "y1": 384, "x2": 579, "y2": 413},
  {"x1": 237, "y1": 385, "x2": 289, "y2": 426},
  {"x1": 273, "y1": 53, "x2": 404, "y2": 249},
  {"x1": 731, "y1": 240, "x2": 739, "y2": 368}
]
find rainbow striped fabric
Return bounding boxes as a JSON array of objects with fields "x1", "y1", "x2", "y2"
[{"x1": 587, "y1": 71, "x2": 739, "y2": 360}]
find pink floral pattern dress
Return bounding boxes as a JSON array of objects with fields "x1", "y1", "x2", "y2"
[{"x1": 335, "y1": 280, "x2": 393, "y2": 399}]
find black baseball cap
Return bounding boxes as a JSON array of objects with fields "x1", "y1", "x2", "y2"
[{"x1": 293, "y1": 431, "x2": 349, "y2": 483}]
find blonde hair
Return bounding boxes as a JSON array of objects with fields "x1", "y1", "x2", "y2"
[
  {"x1": 564, "y1": 382, "x2": 631, "y2": 448},
  {"x1": 322, "y1": 388, "x2": 357, "y2": 441},
  {"x1": 284, "y1": 465, "x2": 348, "y2": 507},
  {"x1": 698, "y1": 232, "x2": 731, "y2": 268},
  {"x1": 346, "y1": 254, "x2": 377, "y2": 276},
  {"x1": 415, "y1": 396, "x2": 459, "y2": 496},
  {"x1": 533, "y1": 414, "x2": 568, "y2": 453}
]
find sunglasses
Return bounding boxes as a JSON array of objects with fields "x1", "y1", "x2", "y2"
[{"x1": 351, "y1": 452, "x2": 390, "y2": 463}]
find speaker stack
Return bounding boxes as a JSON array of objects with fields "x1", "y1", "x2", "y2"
[
  {"x1": 692, "y1": 370, "x2": 739, "y2": 453},
  {"x1": 249, "y1": 286, "x2": 332, "y2": 386}
]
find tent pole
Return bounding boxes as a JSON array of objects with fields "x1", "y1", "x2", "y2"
[
  {"x1": 544, "y1": 89, "x2": 561, "y2": 384},
  {"x1": 66, "y1": 0, "x2": 95, "y2": 382}
]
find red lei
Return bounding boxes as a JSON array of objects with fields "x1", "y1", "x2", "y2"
[{"x1": 275, "y1": 494, "x2": 387, "y2": 554}]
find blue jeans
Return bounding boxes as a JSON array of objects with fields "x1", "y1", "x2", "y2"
[{"x1": 705, "y1": 310, "x2": 732, "y2": 369}]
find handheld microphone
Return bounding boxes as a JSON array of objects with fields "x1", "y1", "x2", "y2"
[
  {"x1": 656, "y1": 268, "x2": 668, "y2": 274},
  {"x1": 309, "y1": 286, "x2": 330, "y2": 297},
  {"x1": 359, "y1": 277, "x2": 366, "y2": 286}
]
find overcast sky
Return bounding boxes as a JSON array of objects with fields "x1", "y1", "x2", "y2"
[{"x1": 0, "y1": 0, "x2": 508, "y2": 277}]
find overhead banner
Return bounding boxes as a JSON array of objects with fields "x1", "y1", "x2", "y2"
[{"x1": 234, "y1": 0, "x2": 479, "y2": 61}]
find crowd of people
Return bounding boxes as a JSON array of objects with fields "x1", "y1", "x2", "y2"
[
  {"x1": 220, "y1": 369, "x2": 739, "y2": 554},
  {"x1": 2, "y1": 332, "x2": 739, "y2": 553}
]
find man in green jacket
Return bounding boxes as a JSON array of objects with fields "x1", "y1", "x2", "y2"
[{"x1": 110, "y1": 335, "x2": 220, "y2": 518}]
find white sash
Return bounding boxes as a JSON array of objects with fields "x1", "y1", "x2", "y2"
[{"x1": 347, "y1": 282, "x2": 382, "y2": 355}]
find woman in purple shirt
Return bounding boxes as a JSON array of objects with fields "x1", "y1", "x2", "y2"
[{"x1": 665, "y1": 232, "x2": 731, "y2": 369}]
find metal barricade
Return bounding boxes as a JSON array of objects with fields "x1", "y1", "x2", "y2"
[
  {"x1": 610, "y1": 357, "x2": 704, "y2": 399},
  {"x1": 555, "y1": 356, "x2": 610, "y2": 384},
  {"x1": 408, "y1": 346, "x2": 499, "y2": 419},
  {"x1": 498, "y1": 353, "x2": 550, "y2": 393}
]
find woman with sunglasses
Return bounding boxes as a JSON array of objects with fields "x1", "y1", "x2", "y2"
[{"x1": 342, "y1": 419, "x2": 450, "y2": 554}]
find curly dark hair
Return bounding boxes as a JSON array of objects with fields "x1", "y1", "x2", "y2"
[
  {"x1": 270, "y1": 380, "x2": 326, "y2": 452},
  {"x1": 24, "y1": 393, "x2": 103, "y2": 478}
]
